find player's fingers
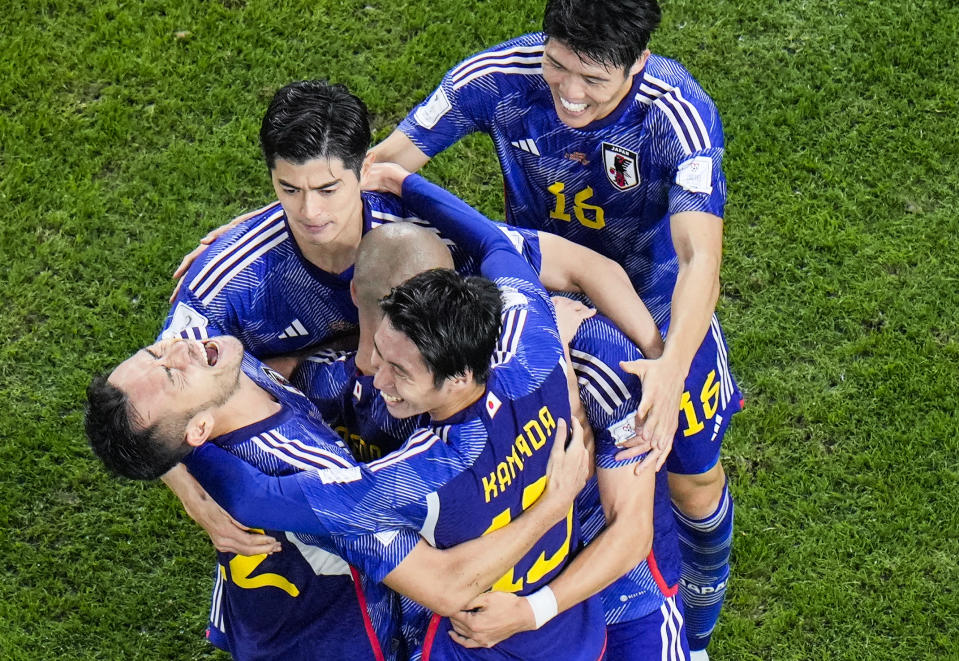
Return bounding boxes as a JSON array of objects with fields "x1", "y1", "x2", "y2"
[
  {"x1": 172, "y1": 244, "x2": 206, "y2": 280},
  {"x1": 619, "y1": 359, "x2": 647, "y2": 379},
  {"x1": 614, "y1": 443, "x2": 650, "y2": 463},
  {"x1": 448, "y1": 630, "x2": 482, "y2": 648},
  {"x1": 169, "y1": 274, "x2": 185, "y2": 304}
]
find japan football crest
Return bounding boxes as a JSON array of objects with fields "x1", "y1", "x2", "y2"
[{"x1": 602, "y1": 142, "x2": 640, "y2": 191}]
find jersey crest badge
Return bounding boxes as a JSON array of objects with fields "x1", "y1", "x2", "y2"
[
  {"x1": 261, "y1": 365, "x2": 304, "y2": 396},
  {"x1": 485, "y1": 391, "x2": 503, "y2": 419},
  {"x1": 602, "y1": 142, "x2": 640, "y2": 191}
]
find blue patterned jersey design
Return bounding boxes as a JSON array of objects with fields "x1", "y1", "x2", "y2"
[
  {"x1": 291, "y1": 176, "x2": 606, "y2": 660},
  {"x1": 569, "y1": 314, "x2": 683, "y2": 626},
  {"x1": 161, "y1": 191, "x2": 422, "y2": 356},
  {"x1": 399, "y1": 32, "x2": 726, "y2": 325},
  {"x1": 293, "y1": 350, "x2": 426, "y2": 461},
  {"x1": 203, "y1": 352, "x2": 417, "y2": 661}
]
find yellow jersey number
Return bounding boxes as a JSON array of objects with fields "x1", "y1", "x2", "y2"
[
  {"x1": 481, "y1": 477, "x2": 574, "y2": 593},
  {"x1": 680, "y1": 369, "x2": 721, "y2": 437},
  {"x1": 222, "y1": 528, "x2": 299, "y2": 597},
  {"x1": 547, "y1": 182, "x2": 606, "y2": 230}
]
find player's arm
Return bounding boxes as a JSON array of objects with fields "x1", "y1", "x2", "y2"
[
  {"x1": 381, "y1": 419, "x2": 589, "y2": 616},
  {"x1": 182, "y1": 419, "x2": 590, "y2": 614},
  {"x1": 537, "y1": 232, "x2": 664, "y2": 359},
  {"x1": 368, "y1": 130, "x2": 431, "y2": 172},
  {"x1": 449, "y1": 458, "x2": 656, "y2": 647},
  {"x1": 618, "y1": 211, "x2": 722, "y2": 468},
  {"x1": 161, "y1": 463, "x2": 280, "y2": 555}
]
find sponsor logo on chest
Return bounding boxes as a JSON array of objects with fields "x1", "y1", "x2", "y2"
[{"x1": 602, "y1": 142, "x2": 640, "y2": 190}]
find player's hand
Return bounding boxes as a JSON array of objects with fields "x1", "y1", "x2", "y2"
[
  {"x1": 449, "y1": 591, "x2": 534, "y2": 648},
  {"x1": 617, "y1": 356, "x2": 683, "y2": 473},
  {"x1": 551, "y1": 296, "x2": 595, "y2": 346},
  {"x1": 169, "y1": 206, "x2": 268, "y2": 303},
  {"x1": 171, "y1": 467, "x2": 281, "y2": 555},
  {"x1": 359, "y1": 161, "x2": 411, "y2": 197},
  {"x1": 541, "y1": 418, "x2": 590, "y2": 520}
]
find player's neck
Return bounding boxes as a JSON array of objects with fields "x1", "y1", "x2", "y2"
[
  {"x1": 429, "y1": 382, "x2": 486, "y2": 421},
  {"x1": 212, "y1": 372, "x2": 282, "y2": 437}
]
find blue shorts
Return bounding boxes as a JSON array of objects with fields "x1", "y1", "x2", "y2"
[
  {"x1": 666, "y1": 315, "x2": 742, "y2": 475},
  {"x1": 605, "y1": 594, "x2": 689, "y2": 661}
]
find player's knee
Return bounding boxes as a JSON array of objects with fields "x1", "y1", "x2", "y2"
[{"x1": 668, "y1": 463, "x2": 726, "y2": 518}]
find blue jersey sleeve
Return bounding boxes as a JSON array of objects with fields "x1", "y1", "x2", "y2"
[
  {"x1": 397, "y1": 34, "x2": 544, "y2": 158},
  {"x1": 401, "y1": 174, "x2": 543, "y2": 287}
]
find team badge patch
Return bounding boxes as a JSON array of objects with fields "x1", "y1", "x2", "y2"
[
  {"x1": 353, "y1": 380, "x2": 363, "y2": 401},
  {"x1": 602, "y1": 142, "x2": 640, "y2": 190},
  {"x1": 261, "y1": 366, "x2": 304, "y2": 396}
]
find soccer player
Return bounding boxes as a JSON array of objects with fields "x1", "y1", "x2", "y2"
[
  {"x1": 370, "y1": 1, "x2": 741, "y2": 653},
  {"x1": 181, "y1": 172, "x2": 609, "y2": 659},
  {"x1": 163, "y1": 78, "x2": 663, "y2": 555},
  {"x1": 448, "y1": 304, "x2": 688, "y2": 659},
  {"x1": 85, "y1": 334, "x2": 588, "y2": 660}
]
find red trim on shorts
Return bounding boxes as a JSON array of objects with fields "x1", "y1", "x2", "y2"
[
  {"x1": 421, "y1": 613, "x2": 443, "y2": 661},
  {"x1": 646, "y1": 550, "x2": 679, "y2": 598},
  {"x1": 349, "y1": 565, "x2": 386, "y2": 661},
  {"x1": 594, "y1": 628, "x2": 608, "y2": 660}
]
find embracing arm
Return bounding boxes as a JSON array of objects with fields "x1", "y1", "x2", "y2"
[
  {"x1": 537, "y1": 232, "x2": 663, "y2": 359},
  {"x1": 161, "y1": 462, "x2": 280, "y2": 555},
  {"x1": 383, "y1": 419, "x2": 588, "y2": 616},
  {"x1": 368, "y1": 131, "x2": 432, "y2": 172},
  {"x1": 450, "y1": 460, "x2": 655, "y2": 647},
  {"x1": 619, "y1": 210, "x2": 723, "y2": 468}
]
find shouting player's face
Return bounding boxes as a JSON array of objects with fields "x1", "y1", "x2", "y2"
[
  {"x1": 271, "y1": 156, "x2": 367, "y2": 260},
  {"x1": 542, "y1": 39, "x2": 648, "y2": 129},
  {"x1": 370, "y1": 319, "x2": 462, "y2": 420},
  {"x1": 109, "y1": 336, "x2": 244, "y2": 435}
]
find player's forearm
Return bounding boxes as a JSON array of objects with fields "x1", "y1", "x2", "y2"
[
  {"x1": 570, "y1": 262, "x2": 663, "y2": 360},
  {"x1": 662, "y1": 251, "x2": 720, "y2": 376},
  {"x1": 424, "y1": 500, "x2": 574, "y2": 616},
  {"x1": 369, "y1": 130, "x2": 431, "y2": 172},
  {"x1": 548, "y1": 515, "x2": 653, "y2": 617}
]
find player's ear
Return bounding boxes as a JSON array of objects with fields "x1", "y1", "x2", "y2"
[
  {"x1": 183, "y1": 411, "x2": 215, "y2": 447},
  {"x1": 360, "y1": 151, "x2": 375, "y2": 180},
  {"x1": 629, "y1": 50, "x2": 650, "y2": 78},
  {"x1": 350, "y1": 280, "x2": 358, "y2": 307}
]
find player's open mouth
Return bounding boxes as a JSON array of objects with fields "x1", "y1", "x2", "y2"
[
  {"x1": 560, "y1": 97, "x2": 587, "y2": 113},
  {"x1": 381, "y1": 392, "x2": 403, "y2": 404},
  {"x1": 204, "y1": 341, "x2": 219, "y2": 366}
]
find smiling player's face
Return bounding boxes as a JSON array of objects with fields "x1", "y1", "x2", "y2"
[
  {"x1": 541, "y1": 39, "x2": 648, "y2": 129},
  {"x1": 108, "y1": 336, "x2": 244, "y2": 431}
]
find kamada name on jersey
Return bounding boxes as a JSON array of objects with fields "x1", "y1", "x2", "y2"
[{"x1": 482, "y1": 405, "x2": 556, "y2": 503}]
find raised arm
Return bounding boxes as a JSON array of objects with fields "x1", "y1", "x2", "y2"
[
  {"x1": 537, "y1": 232, "x2": 663, "y2": 360},
  {"x1": 368, "y1": 130, "x2": 432, "y2": 172}
]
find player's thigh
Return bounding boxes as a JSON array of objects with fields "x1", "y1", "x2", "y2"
[{"x1": 665, "y1": 316, "x2": 741, "y2": 477}]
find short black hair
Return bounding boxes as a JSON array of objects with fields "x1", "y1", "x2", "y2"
[
  {"x1": 543, "y1": 0, "x2": 662, "y2": 71},
  {"x1": 379, "y1": 269, "x2": 502, "y2": 387},
  {"x1": 84, "y1": 374, "x2": 191, "y2": 480},
  {"x1": 259, "y1": 80, "x2": 371, "y2": 175}
]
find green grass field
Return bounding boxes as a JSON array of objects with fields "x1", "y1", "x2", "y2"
[{"x1": 2, "y1": 0, "x2": 957, "y2": 658}]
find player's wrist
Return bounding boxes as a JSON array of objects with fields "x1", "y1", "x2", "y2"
[{"x1": 523, "y1": 586, "x2": 558, "y2": 629}]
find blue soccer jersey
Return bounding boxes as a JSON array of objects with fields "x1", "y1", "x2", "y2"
[
  {"x1": 399, "y1": 32, "x2": 743, "y2": 469},
  {"x1": 568, "y1": 314, "x2": 683, "y2": 625},
  {"x1": 186, "y1": 176, "x2": 607, "y2": 660},
  {"x1": 161, "y1": 191, "x2": 423, "y2": 356},
  {"x1": 398, "y1": 32, "x2": 725, "y2": 324},
  {"x1": 293, "y1": 350, "x2": 426, "y2": 461},
  {"x1": 202, "y1": 352, "x2": 419, "y2": 661}
]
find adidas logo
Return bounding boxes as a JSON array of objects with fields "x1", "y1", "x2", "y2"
[
  {"x1": 278, "y1": 319, "x2": 309, "y2": 339},
  {"x1": 510, "y1": 138, "x2": 540, "y2": 156}
]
